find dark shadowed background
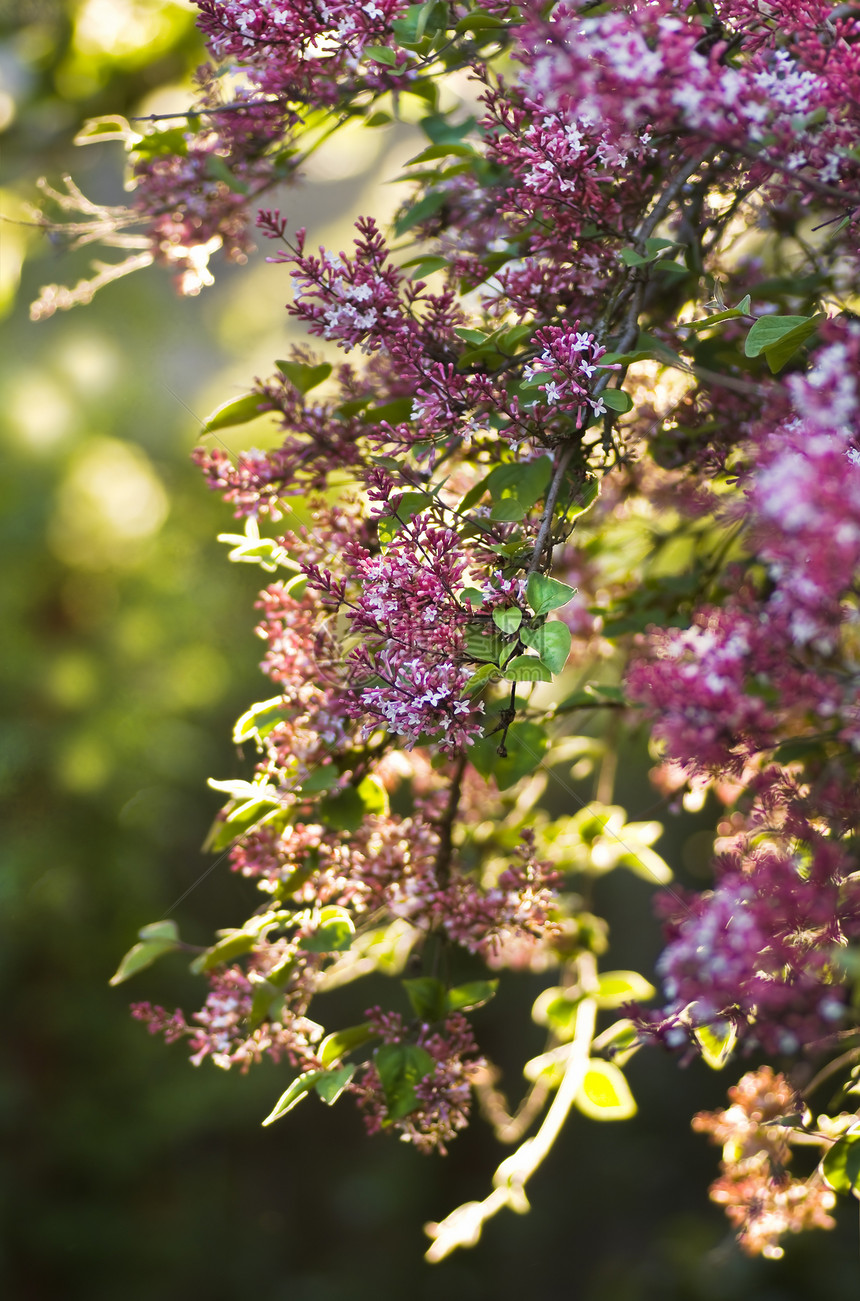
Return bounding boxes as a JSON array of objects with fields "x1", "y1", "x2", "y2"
[{"x1": 2, "y1": 3, "x2": 858, "y2": 1297}]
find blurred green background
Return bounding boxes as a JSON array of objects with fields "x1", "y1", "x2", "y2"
[{"x1": 2, "y1": 3, "x2": 860, "y2": 1297}]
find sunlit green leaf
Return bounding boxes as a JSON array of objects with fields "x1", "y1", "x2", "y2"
[
  {"x1": 526, "y1": 573, "x2": 577, "y2": 616},
  {"x1": 693, "y1": 1020, "x2": 737, "y2": 1069},
  {"x1": 492, "y1": 606, "x2": 523, "y2": 635},
  {"x1": 446, "y1": 980, "x2": 498, "y2": 1012},
  {"x1": 299, "y1": 905, "x2": 355, "y2": 953},
  {"x1": 822, "y1": 1131, "x2": 860, "y2": 1194},
  {"x1": 574, "y1": 1060, "x2": 637, "y2": 1120},
  {"x1": 595, "y1": 970, "x2": 655, "y2": 1009},
  {"x1": 314, "y1": 1063, "x2": 357, "y2": 1105},
  {"x1": 319, "y1": 1022, "x2": 376, "y2": 1067},
  {"x1": 110, "y1": 936, "x2": 179, "y2": 985},
  {"x1": 502, "y1": 655, "x2": 552, "y2": 683},
  {"x1": 519, "y1": 622, "x2": 571, "y2": 674},
  {"x1": 275, "y1": 360, "x2": 332, "y2": 393},
  {"x1": 262, "y1": 1071, "x2": 322, "y2": 1126},
  {"x1": 201, "y1": 393, "x2": 266, "y2": 433}
]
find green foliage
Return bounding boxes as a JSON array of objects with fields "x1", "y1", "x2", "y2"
[
  {"x1": 822, "y1": 1132, "x2": 860, "y2": 1195},
  {"x1": 200, "y1": 392, "x2": 267, "y2": 432},
  {"x1": 276, "y1": 360, "x2": 333, "y2": 393},
  {"x1": 574, "y1": 1060, "x2": 637, "y2": 1121},
  {"x1": 525, "y1": 573, "x2": 577, "y2": 616},
  {"x1": 469, "y1": 721, "x2": 549, "y2": 789},
  {"x1": 374, "y1": 1043, "x2": 435, "y2": 1120},
  {"x1": 110, "y1": 921, "x2": 180, "y2": 985},
  {"x1": 744, "y1": 313, "x2": 823, "y2": 372}
]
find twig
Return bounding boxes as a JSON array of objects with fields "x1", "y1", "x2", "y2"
[{"x1": 425, "y1": 952, "x2": 598, "y2": 1261}]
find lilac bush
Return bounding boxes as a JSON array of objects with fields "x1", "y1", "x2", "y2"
[{"x1": 35, "y1": 0, "x2": 860, "y2": 1263}]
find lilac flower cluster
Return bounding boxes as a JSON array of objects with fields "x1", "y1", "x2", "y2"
[
  {"x1": 340, "y1": 520, "x2": 482, "y2": 751},
  {"x1": 645, "y1": 841, "x2": 860, "y2": 1055},
  {"x1": 354, "y1": 1009, "x2": 485, "y2": 1154},
  {"x1": 693, "y1": 1066, "x2": 837, "y2": 1259}
]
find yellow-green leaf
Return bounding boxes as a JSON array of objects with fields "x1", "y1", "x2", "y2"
[{"x1": 574, "y1": 1059, "x2": 637, "y2": 1120}]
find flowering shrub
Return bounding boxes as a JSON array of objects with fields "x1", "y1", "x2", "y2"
[{"x1": 37, "y1": 0, "x2": 860, "y2": 1264}]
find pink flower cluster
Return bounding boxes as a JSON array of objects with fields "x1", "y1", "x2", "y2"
[
  {"x1": 337, "y1": 520, "x2": 483, "y2": 751},
  {"x1": 132, "y1": 953, "x2": 322, "y2": 1073},
  {"x1": 196, "y1": 0, "x2": 409, "y2": 102},
  {"x1": 626, "y1": 606, "x2": 782, "y2": 775},
  {"x1": 522, "y1": 322, "x2": 618, "y2": 426},
  {"x1": 693, "y1": 1066, "x2": 837, "y2": 1260},
  {"x1": 645, "y1": 840, "x2": 859, "y2": 1055},
  {"x1": 131, "y1": 95, "x2": 291, "y2": 292},
  {"x1": 521, "y1": 0, "x2": 860, "y2": 204},
  {"x1": 354, "y1": 1009, "x2": 485, "y2": 1154}
]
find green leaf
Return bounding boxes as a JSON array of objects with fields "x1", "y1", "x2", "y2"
[
  {"x1": 420, "y1": 111, "x2": 476, "y2": 146},
  {"x1": 233, "y1": 696, "x2": 289, "y2": 744},
  {"x1": 364, "y1": 44, "x2": 398, "y2": 65},
  {"x1": 654, "y1": 260, "x2": 688, "y2": 278},
  {"x1": 455, "y1": 10, "x2": 507, "y2": 32},
  {"x1": 403, "y1": 976, "x2": 446, "y2": 1021},
  {"x1": 464, "y1": 622, "x2": 504, "y2": 663},
  {"x1": 191, "y1": 925, "x2": 267, "y2": 973},
  {"x1": 408, "y1": 257, "x2": 449, "y2": 280},
  {"x1": 360, "y1": 396, "x2": 414, "y2": 426},
  {"x1": 600, "y1": 388, "x2": 632, "y2": 413},
  {"x1": 205, "y1": 153, "x2": 248, "y2": 194},
  {"x1": 297, "y1": 766, "x2": 340, "y2": 795},
  {"x1": 591, "y1": 1018, "x2": 641, "y2": 1067},
  {"x1": 693, "y1": 1020, "x2": 737, "y2": 1069},
  {"x1": 462, "y1": 662, "x2": 502, "y2": 695},
  {"x1": 469, "y1": 720, "x2": 548, "y2": 790},
  {"x1": 493, "y1": 459, "x2": 553, "y2": 512},
  {"x1": 526, "y1": 573, "x2": 577, "y2": 616},
  {"x1": 498, "y1": 640, "x2": 517, "y2": 667},
  {"x1": 492, "y1": 606, "x2": 523, "y2": 635},
  {"x1": 595, "y1": 970, "x2": 656, "y2": 1009},
  {"x1": 201, "y1": 393, "x2": 265, "y2": 433},
  {"x1": 762, "y1": 313, "x2": 825, "y2": 373},
  {"x1": 319, "y1": 1022, "x2": 376, "y2": 1067},
  {"x1": 519, "y1": 622, "x2": 571, "y2": 674},
  {"x1": 822, "y1": 1132, "x2": 860, "y2": 1194},
  {"x1": 489, "y1": 497, "x2": 526, "y2": 522},
  {"x1": 394, "y1": 189, "x2": 448, "y2": 237},
  {"x1": 357, "y1": 774, "x2": 390, "y2": 817},
  {"x1": 460, "y1": 586, "x2": 485, "y2": 606},
  {"x1": 574, "y1": 1060, "x2": 637, "y2": 1121},
  {"x1": 203, "y1": 795, "x2": 282, "y2": 854},
  {"x1": 249, "y1": 977, "x2": 286, "y2": 1029},
  {"x1": 446, "y1": 979, "x2": 498, "y2": 1012},
  {"x1": 503, "y1": 655, "x2": 553, "y2": 683},
  {"x1": 299, "y1": 905, "x2": 355, "y2": 953},
  {"x1": 262, "y1": 1071, "x2": 322, "y2": 1126},
  {"x1": 314, "y1": 1063, "x2": 357, "y2": 1105},
  {"x1": 132, "y1": 126, "x2": 189, "y2": 157},
  {"x1": 531, "y1": 987, "x2": 581, "y2": 1041},
  {"x1": 275, "y1": 360, "x2": 332, "y2": 394},
  {"x1": 375, "y1": 1043, "x2": 435, "y2": 1120},
  {"x1": 619, "y1": 247, "x2": 650, "y2": 267},
  {"x1": 318, "y1": 784, "x2": 366, "y2": 832},
  {"x1": 744, "y1": 314, "x2": 813, "y2": 359},
  {"x1": 137, "y1": 920, "x2": 179, "y2": 944},
  {"x1": 109, "y1": 938, "x2": 179, "y2": 985},
  {"x1": 405, "y1": 144, "x2": 474, "y2": 165}
]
